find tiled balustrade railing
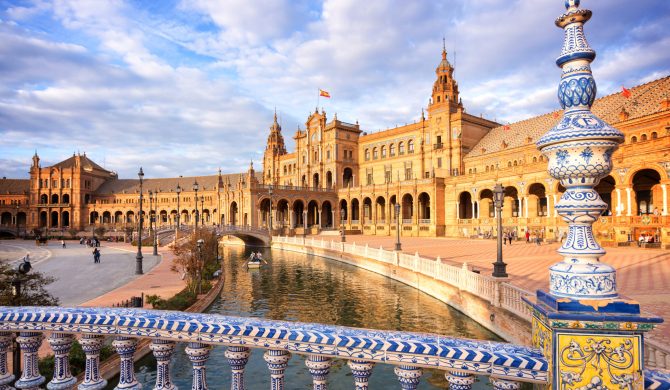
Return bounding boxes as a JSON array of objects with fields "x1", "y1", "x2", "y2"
[
  {"x1": 274, "y1": 236, "x2": 670, "y2": 371},
  {"x1": 0, "y1": 306, "x2": 549, "y2": 390}
]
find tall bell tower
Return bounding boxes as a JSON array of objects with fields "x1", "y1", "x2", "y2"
[{"x1": 263, "y1": 110, "x2": 287, "y2": 185}]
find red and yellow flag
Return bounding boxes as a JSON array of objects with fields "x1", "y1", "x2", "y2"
[
  {"x1": 319, "y1": 89, "x2": 331, "y2": 98},
  {"x1": 622, "y1": 86, "x2": 631, "y2": 98}
]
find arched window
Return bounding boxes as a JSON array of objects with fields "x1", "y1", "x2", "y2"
[
  {"x1": 408, "y1": 140, "x2": 414, "y2": 153},
  {"x1": 364, "y1": 149, "x2": 370, "y2": 161},
  {"x1": 437, "y1": 96, "x2": 441, "y2": 103},
  {"x1": 652, "y1": 132, "x2": 658, "y2": 139},
  {"x1": 381, "y1": 146, "x2": 387, "y2": 158},
  {"x1": 631, "y1": 136, "x2": 638, "y2": 143},
  {"x1": 532, "y1": 157, "x2": 537, "y2": 163},
  {"x1": 513, "y1": 160, "x2": 518, "y2": 166},
  {"x1": 468, "y1": 169, "x2": 472, "y2": 174},
  {"x1": 641, "y1": 134, "x2": 648, "y2": 141},
  {"x1": 399, "y1": 142, "x2": 405, "y2": 155},
  {"x1": 373, "y1": 147, "x2": 378, "y2": 159},
  {"x1": 390, "y1": 144, "x2": 396, "y2": 156},
  {"x1": 508, "y1": 161, "x2": 512, "y2": 168},
  {"x1": 485, "y1": 166, "x2": 489, "y2": 172}
]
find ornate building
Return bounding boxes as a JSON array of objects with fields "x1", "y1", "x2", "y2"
[{"x1": 1, "y1": 47, "x2": 669, "y2": 247}]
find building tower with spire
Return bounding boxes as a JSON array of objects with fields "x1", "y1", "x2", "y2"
[
  {"x1": 527, "y1": 2, "x2": 661, "y2": 389},
  {"x1": 263, "y1": 111, "x2": 287, "y2": 185}
]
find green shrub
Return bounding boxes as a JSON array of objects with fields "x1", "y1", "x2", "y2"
[{"x1": 39, "y1": 339, "x2": 114, "y2": 380}]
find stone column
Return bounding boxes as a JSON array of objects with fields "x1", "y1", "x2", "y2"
[
  {"x1": 626, "y1": 187, "x2": 632, "y2": 216},
  {"x1": 225, "y1": 346, "x2": 250, "y2": 390},
  {"x1": 662, "y1": 184, "x2": 668, "y2": 216},
  {"x1": 331, "y1": 210, "x2": 336, "y2": 229},
  {"x1": 15, "y1": 332, "x2": 44, "y2": 390},
  {"x1": 394, "y1": 365, "x2": 422, "y2": 389},
  {"x1": 471, "y1": 202, "x2": 476, "y2": 220},
  {"x1": 523, "y1": 196, "x2": 529, "y2": 217},
  {"x1": 545, "y1": 196, "x2": 552, "y2": 217},
  {"x1": 347, "y1": 360, "x2": 374, "y2": 390},
  {"x1": 185, "y1": 342, "x2": 209, "y2": 390},
  {"x1": 455, "y1": 201, "x2": 460, "y2": 219},
  {"x1": 46, "y1": 333, "x2": 76, "y2": 390},
  {"x1": 112, "y1": 337, "x2": 141, "y2": 390},
  {"x1": 0, "y1": 333, "x2": 14, "y2": 390},
  {"x1": 263, "y1": 350, "x2": 290, "y2": 390},
  {"x1": 305, "y1": 355, "x2": 331, "y2": 390},
  {"x1": 317, "y1": 208, "x2": 321, "y2": 227},
  {"x1": 553, "y1": 194, "x2": 558, "y2": 217},
  {"x1": 445, "y1": 371, "x2": 475, "y2": 390},
  {"x1": 79, "y1": 334, "x2": 107, "y2": 390},
  {"x1": 150, "y1": 339, "x2": 176, "y2": 390}
]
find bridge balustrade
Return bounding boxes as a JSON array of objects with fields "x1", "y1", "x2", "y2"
[{"x1": 0, "y1": 306, "x2": 549, "y2": 390}]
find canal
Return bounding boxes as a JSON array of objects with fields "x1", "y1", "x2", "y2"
[{"x1": 130, "y1": 244, "x2": 500, "y2": 389}]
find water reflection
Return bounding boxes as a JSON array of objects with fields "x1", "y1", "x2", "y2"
[{"x1": 131, "y1": 245, "x2": 500, "y2": 389}]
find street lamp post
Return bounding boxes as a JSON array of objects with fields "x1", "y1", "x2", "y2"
[
  {"x1": 492, "y1": 183, "x2": 508, "y2": 278},
  {"x1": 196, "y1": 239, "x2": 204, "y2": 295},
  {"x1": 12, "y1": 258, "x2": 32, "y2": 378},
  {"x1": 153, "y1": 190, "x2": 159, "y2": 255},
  {"x1": 200, "y1": 196, "x2": 205, "y2": 226},
  {"x1": 149, "y1": 190, "x2": 154, "y2": 252},
  {"x1": 193, "y1": 181, "x2": 199, "y2": 233},
  {"x1": 340, "y1": 208, "x2": 346, "y2": 242},
  {"x1": 15, "y1": 204, "x2": 19, "y2": 237},
  {"x1": 175, "y1": 184, "x2": 181, "y2": 241},
  {"x1": 136, "y1": 167, "x2": 144, "y2": 275},
  {"x1": 394, "y1": 203, "x2": 402, "y2": 251}
]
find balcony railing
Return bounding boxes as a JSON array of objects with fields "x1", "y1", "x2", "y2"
[{"x1": 0, "y1": 306, "x2": 549, "y2": 390}]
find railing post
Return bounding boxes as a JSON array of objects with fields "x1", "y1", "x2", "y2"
[
  {"x1": 112, "y1": 337, "x2": 141, "y2": 390},
  {"x1": 490, "y1": 377, "x2": 521, "y2": 390},
  {"x1": 305, "y1": 355, "x2": 331, "y2": 390},
  {"x1": 347, "y1": 360, "x2": 374, "y2": 389},
  {"x1": 445, "y1": 371, "x2": 475, "y2": 390},
  {"x1": 225, "y1": 346, "x2": 250, "y2": 390},
  {"x1": 14, "y1": 332, "x2": 44, "y2": 390},
  {"x1": 150, "y1": 339, "x2": 176, "y2": 390},
  {"x1": 394, "y1": 365, "x2": 422, "y2": 389},
  {"x1": 79, "y1": 335, "x2": 107, "y2": 390},
  {"x1": 263, "y1": 349, "x2": 290, "y2": 390},
  {"x1": 185, "y1": 342, "x2": 210, "y2": 390},
  {"x1": 46, "y1": 333, "x2": 76, "y2": 390},
  {"x1": 0, "y1": 333, "x2": 14, "y2": 390}
]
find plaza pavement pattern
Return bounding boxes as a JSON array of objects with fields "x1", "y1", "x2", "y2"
[{"x1": 331, "y1": 235, "x2": 670, "y2": 347}]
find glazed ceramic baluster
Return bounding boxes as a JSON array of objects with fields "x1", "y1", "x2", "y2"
[
  {"x1": 46, "y1": 333, "x2": 76, "y2": 390},
  {"x1": 0, "y1": 333, "x2": 14, "y2": 390},
  {"x1": 490, "y1": 377, "x2": 521, "y2": 390},
  {"x1": 150, "y1": 339, "x2": 176, "y2": 390},
  {"x1": 347, "y1": 360, "x2": 374, "y2": 390},
  {"x1": 445, "y1": 371, "x2": 476, "y2": 390},
  {"x1": 305, "y1": 355, "x2": 332, "y2": 390},
  {"x1": 112, "y1": 337, "x2": 141, "y2": 390},
  {"x1": 185, "y1": 343, "x2": 209, "y2": 390},
  {"x1": 394, "y1": 365, "x2": 423, "y2": 390},
  {"x1": 263, "y1": 350, "x2": 290, "y2": 390},
  {"x1": 14, "y1": 332, "x2": 44, "y2": 390},
  {"x1": 224, "y1": 346, "x2": 250, "y2": 390},
  {"x1": 78, "y1": 335, "x2": 107, "y2": 390},
  {"x1": 535, "y1": 0, "x2": 625, "y2": 300}
]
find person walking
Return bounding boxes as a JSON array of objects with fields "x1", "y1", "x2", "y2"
[
  {"x1": 61, "y1": 239, "x2": 66, "y2": 248},
  {"x1": 525, "y1": 230, "x2": 530, "y2": 243}
]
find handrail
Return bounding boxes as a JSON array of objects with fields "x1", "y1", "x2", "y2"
[{"x1": 0, "y1": 306, "x2": 549, "y2": 388}]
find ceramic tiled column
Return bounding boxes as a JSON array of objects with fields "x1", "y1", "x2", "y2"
[
  {"x1": 185, "y1": 342, "x2": 209, "y2": 390},
  {"x1": 263, "y1": 350, "x2": 290, "y2": 390},
  {"x1": 14, "y1": 332, "x2": 44, "y2": 390},
  {"x1": 445, "y1": 371, "x2": 475, "y2": 390},
  {"x1": 225, "y1": 346, "x2": 250, "y2": 390},
  {"x1": 305, "y1": 355, "x2": 331, "y2": 390},
  {"x1": 526, "y1": 1, "x2": 662, "y2": 390},
  {"x1": 78, "y1": 335, "x2": 107, "y2": 390},
  {"x1": 150, "y1": 339, "x2": 176, "y2": 390},
  {"x1": 394, "y1": 365, "x2": 422, "y2": 390},
  {"x1": 0, "y1": 333, "x2": 14, "y2": 390},
  {"x1": 46, "y1": 333, "x2": 76, "y2": 390},
  {"x1": 112, "y1": 337, "x2": 141, "y2": 390},
  {"x1": 347, "y1": 360, "x2": 374, "y2": 390}
]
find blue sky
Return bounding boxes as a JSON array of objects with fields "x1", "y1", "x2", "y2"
[{"x1": 1, "y1": 0, "x2": 669, "y2": 179}]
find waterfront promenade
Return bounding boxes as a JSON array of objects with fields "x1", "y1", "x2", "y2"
[{"x1": 330, "y1": 234, "x2": 670, "y2": 346}]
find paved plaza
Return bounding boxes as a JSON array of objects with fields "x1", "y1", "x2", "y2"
[
  {"x1": 0, "y1": 240, "x2": 161, "y2": 306},
  {"x1": 329, "y1": 234, "x2": 670, "y2": 346}
]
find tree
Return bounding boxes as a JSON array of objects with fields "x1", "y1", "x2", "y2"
[
  {"x1": 93, "y1": 226, "x2": 107, "y2": 238},
  {"x1": 123, "y1": 226, "x2": 134, "y2": 243},
  {"x1": 0, "y1": 262, "x2": 59, "y2": 306},
  {"x1": 171, "y1": 229, "x2": 220, "y2": 294}
]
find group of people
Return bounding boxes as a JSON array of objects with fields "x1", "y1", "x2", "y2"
[
  {"x1": 502, "y1": 230, "x2": 517, "y2": 245},
  {"x1": 80, "y1": 237, "x2": 100, "y2": 247},
  {"x1": 248, "y1": 252, "x2": 265, "y2": 263},
  {"x1": 92, "y1": 248, "x2": 101, "y2": 263},
  {"x1": 638, "y1": 233, "x2": 658, "y2": 246},
  {"x1": 525, "y1": 230, "x2": 545, "y2": 245}
]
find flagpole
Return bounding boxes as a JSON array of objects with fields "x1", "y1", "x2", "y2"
[{"x1": 317, "y1": 88, "x2": 320, "y2": 111}]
